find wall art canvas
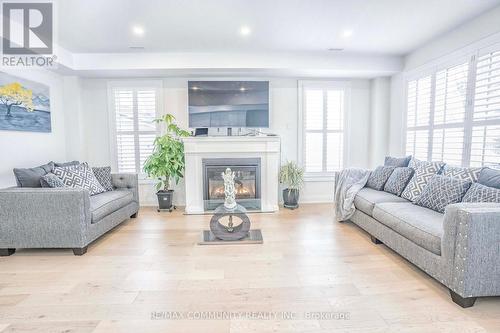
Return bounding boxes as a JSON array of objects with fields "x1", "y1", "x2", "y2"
[{"x1": 0, "y1": 72, "x2": 51, "y2": 133}]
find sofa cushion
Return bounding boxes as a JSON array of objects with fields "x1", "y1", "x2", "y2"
[
  {"x1": 40, "y1": 173, "x2": 66, "y2": 188},
  {"x1": 401, "y1": 158, "x2": 445, "y2": 202},
  {"x1": 92, "y1": 166, "x2": 113, "y2": 191},
  {"x1": 366, "y1": 166, "x2": 395, "y2": 191},
  {"x1": 53, "y1": 162, "x2": 106, "y2": 196},
  {"x1": 478, "y1": 167, "x2": 500, "y2": 189},
  {"x1": 90, "y1": 190, "x2": 134, "y2": 223},
  {"x1": 462, "y1": 183, "x2": 500, "y2": 203},
  {"x1": 372, "y1": 202, "x2": 444, "y2": 255},
  {"x1": 383, "y1": 167, "x2": 414, "y2": 196},
  {"x1": 384, "y1": 155, "x2": 412, "y2": 167},
  {"x1": 354, "y1": 187, "x2": 408, "y2": 216},
  {"x1": 13, "y1": 162, "x2": 54, "y2": 187},
  {"x1": 441, "y1": 165, "x2": 482, "y2": 182},
  {"x1": 415, "y1": 175, "x2": 471, "y2": 213}
]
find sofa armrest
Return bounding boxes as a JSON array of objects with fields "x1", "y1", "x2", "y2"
[
  {"x1": 0, "y1": 187, "x2": 91, "y2": 248},
  {"x1": 442, "y1": 203, "x2": 500, "y2": 297},
  {"x1": 111, "y1": 173, "x2": 139, "y2": 203}
]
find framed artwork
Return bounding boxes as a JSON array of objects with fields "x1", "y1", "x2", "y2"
[{"x1": 0, "y1": 72, "x2": 51, "y2": 133}]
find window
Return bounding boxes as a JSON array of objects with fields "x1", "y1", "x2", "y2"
[
  {"x1": 405, "y1": 76, "x2": 432, "y2": 160},
  {"x1": 108, "y1": 81, "x2": 162, "y2": 174},
  {"x1": 299, "y1": 81, "x2": 348, "y2": 177},
  {"x1": 405, "y1": 46, "x2": 500, "y2": 169}
]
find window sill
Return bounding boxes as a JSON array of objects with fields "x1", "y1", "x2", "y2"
[{"x1": 304, "y1": 172, "x2": 337, "y2": 182}]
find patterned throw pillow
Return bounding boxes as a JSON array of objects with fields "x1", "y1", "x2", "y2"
[
  {"x1": 441, "y1": 165, "x2": 482, "y2": 182},
  {"x1": 384, "y1": 155, "x2": 412, "y2": 167},
  {"x1": 383, "y1": 167, "x2": 414, "y2": 196},
  {"x1": 366, "y1": 166, "x2": 395, "y2": 191},
  {"x1": 40, "y1": 173, "x2": 67, "y2": 188},
  {"x1": 415, "y1": 175, "x2": 471, "y2": 213},
  {"x1": 53, "y1": 162, "x2": 106, "y2": 196},
  {"x1": 401, "y1": 158, "x2": 445, "y2": 202},
  {"x1": 92, "y1": 166, "x2": 113, "y2": 191},
  {"x1": 462, "y1": 183, "x2": 500, "y2": 203}
]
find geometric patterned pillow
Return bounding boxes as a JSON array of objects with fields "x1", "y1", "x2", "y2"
[
  {"x1": 462, "y1": 183, "x2": 500, "y2": 203},
  {"x1": 441, "y1": 165, "x2": 482, "y2": 182},
  {"x1": 415, "y1": 175, "x2": 472, "y2": 213},
  {"x1": 92, "y1": 166, "x2": 113, "y2": 191},
  {"x1": 53, "y1": 162, "x2": 106, "y2": 196},
  {"x1": 366, "y1": 166, "x2": 395, "y2": 191},
  {"x1": 40, "y1": 173, "x2": 67, "y2": 188},
  {"x1": 383, "y1": 167, "x2": 414, "y2": 196},
  {"x1": 401, "y1": 158, "x2": 445, "y2": 202}
]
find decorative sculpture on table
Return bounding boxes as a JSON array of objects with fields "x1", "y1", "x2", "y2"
[
  {"x1": 222, "y1": 168, "x2": 237, "y2": 210},
  {"x1": 199, "y1": 167, "x2": 263, "y2": 244}
]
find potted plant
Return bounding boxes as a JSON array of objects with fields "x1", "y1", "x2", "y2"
[
  {"x1": 143, "y1": 114, "x2": 190, "y2": 212},
  {"x1": 279, "y1": 161, "x2": 304, "y2": 209}
]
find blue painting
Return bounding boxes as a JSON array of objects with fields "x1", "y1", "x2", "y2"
[{"x1": 0, "y1": 72, "x2": 51, "y2": 133}]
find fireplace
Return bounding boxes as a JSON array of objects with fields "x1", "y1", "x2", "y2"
[{"x1": 202, "y1": 158, "x2": 261, "y2": 211}]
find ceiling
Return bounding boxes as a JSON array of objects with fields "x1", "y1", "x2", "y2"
[{"x1": 57, "y1": 0, "x2": 500, "y2": 55}]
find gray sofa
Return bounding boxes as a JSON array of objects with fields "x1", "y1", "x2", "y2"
[
  {"x1": 348, "y1": 187, "x2": 500, "y2": 308},
  {"x1": 0, "y1": 173, "x2": 139, "y2": 256}
]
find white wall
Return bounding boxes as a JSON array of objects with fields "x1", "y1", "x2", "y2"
[
  {"x1": 0, "y1": 69, "x2": 71, "y2": 188},
  {"x1": 389, "y1": 6, "x2": 500, "y2": 155},
  {"x1": 78, "y1": 77, "x2": 375, "y2": 205}
]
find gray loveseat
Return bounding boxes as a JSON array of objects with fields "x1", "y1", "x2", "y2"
[
  {"x1": 0, "y1": 173, "x2": 139, "y2": 256},
  {"x1": 348, "y1": 186, "x2": 500, "y2": 308}
]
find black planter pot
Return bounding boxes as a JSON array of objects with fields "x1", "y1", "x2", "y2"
[
  {"x1": 156, "y1": 190, "x2": 174, "y2": 212},
  {"x1": 283, "y1": 188, "x2": 299, "y2": 209}
]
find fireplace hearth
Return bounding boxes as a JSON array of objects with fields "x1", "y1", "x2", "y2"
[{"x1": 202, "y1": 158, "x2": 261, "y2": 211}]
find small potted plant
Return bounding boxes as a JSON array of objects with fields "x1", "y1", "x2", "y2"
[
  {"x1": 143, "y1": 114, "x2": 190, "y2": 212},
  {"x1": 279, "y1": 161, "x2": 304, "y2": 209}
]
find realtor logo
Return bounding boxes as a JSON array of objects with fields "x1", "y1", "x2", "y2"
[{"x1": 2, "y1": 2, "x2": 53, "y2": 54}]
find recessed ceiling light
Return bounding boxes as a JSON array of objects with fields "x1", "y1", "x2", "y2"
[
  {"x1": 192, "y1": 86, "x2": 199, "y2": 90},
  {"x1": 240, "y1": 25, "x2": 251, "y2": 36},
  {"x1": 240, "y1": 87, "x2": 246, "y2": 91},
  {"x1": 132, "y1": 25, "x2": 145, "y2": 36},
  {"x1": 342, "y1": 29, "x2": 353, "y2": 38}
]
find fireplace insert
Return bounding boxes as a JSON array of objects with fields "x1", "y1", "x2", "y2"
[{"x1": 202, "y1": 158, "x2": 261, "y2": 211}]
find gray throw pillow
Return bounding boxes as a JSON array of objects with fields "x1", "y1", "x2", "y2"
[
  {"x1": 53, "y1": 160, "x2": 80, "y2": 167},
  {"x1": 478, "y1": 167, "x2": 500, "y2": 190},
  {"x1": 415, "y1": 175, "x2": 471, "y2": 213},
  {"x1": 40, "y1": 173, "x2": 67, "y2": 188},
  {"x1": 384, "y1": 155, "x2": 412, "y2": 167},
  {"x1": 441, "y1": 165, "x2": 482, "y2": 182},
  {"x1": 92, "y1": 166, "x2": 113, "y2": 191},
  {"x1": 13, "y1": 162, "x2": 54, "y2": 187},
  {"x1": 462, "y1": 183, "x2": 500, "y2": 203},
  {"x1": 383, "y1": 167, "x2": 414, "y2": 196},
  {"x1": 401, "y1": 158, "x2": 445, "y2": 202},
  {"x1": 53, "y1": 162, "x2": 106, "y2": 196},
  {"x1": 366, "y1": 166, "x2": 395, "y2": 191}
]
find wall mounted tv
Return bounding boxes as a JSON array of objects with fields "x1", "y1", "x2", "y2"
[{"x1": 188, "y1": 81, "x2": 269, "y2": 128}]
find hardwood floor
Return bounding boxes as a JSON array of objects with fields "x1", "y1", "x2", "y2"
[{"x1": 0, "y1": 204, "x2": 499, "y2": 332}]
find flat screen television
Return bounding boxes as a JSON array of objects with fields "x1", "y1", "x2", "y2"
[{"x1": 188, "y1": 81, "x2": 269, "y2": 128}]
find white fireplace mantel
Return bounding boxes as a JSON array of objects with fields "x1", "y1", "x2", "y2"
[{"x1": 183, "y1": 136, "x2": 281, "y2": 214}]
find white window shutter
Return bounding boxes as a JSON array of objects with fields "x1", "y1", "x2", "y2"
[
  {"x1": 302, "y1": 83, "x2": 345, "y2": 174},
  {"x1": 112, "y1": 85, "x2": 159, "y2": 174}
]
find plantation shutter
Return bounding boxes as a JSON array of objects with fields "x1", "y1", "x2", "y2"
[
  {"x1": 431, "y1": 62, "x2": 468, "y2": 166},
  {"x1": 470, "y1": 49, "x2": 500, "y2": 169},
  {"x1": 112, "y1": 85, "x2": 159, "y2": 174},
  {"x1": 406, "y1": 76, "x2": 431, "y2": 160},
  {"x1": 302, "y1": 83, "x2": 345, "y2": 174}
]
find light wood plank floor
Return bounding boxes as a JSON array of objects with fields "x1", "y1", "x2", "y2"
[{"x1": 0, "y1": 204, "x2": 499, "y2": 333}]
